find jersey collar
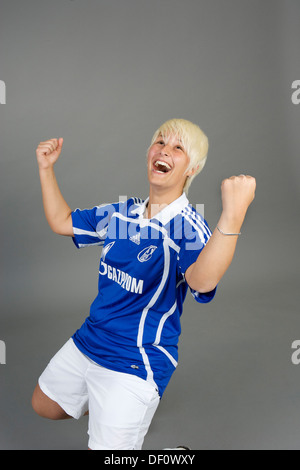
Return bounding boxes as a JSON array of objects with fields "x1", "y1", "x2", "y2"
[{"x1": 131, "y1": 192, "x2": 189, "y2": 225}]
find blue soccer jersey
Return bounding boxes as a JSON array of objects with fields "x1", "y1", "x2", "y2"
[{"x1": 71, "y1": 193, "x2": 216, "y2": 397}]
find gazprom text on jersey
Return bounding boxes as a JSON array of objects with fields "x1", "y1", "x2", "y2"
[{"x1": 99, "y1": 261, "x2": 144, "y2": 294}]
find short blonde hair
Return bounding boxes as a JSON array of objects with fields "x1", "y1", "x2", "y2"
[{"x1": 149, "y1": 118, "x2": 209, "y2": 194}]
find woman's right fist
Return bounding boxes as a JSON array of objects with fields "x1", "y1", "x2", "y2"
[{"x1": 36, "y1": 138, "x2": 64, "y2": 170}]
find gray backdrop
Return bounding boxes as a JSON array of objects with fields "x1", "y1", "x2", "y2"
[{"x1": 0, "y1": 0, "x2": 300, "y2": 450}]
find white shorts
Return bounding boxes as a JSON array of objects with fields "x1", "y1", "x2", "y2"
[{"x1": 38, "y1": 339, "x2": 160, "y2": 450}]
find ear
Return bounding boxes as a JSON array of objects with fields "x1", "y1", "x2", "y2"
[{"x1": 186, "y1": 164, "x2": 199, "y2": 177}]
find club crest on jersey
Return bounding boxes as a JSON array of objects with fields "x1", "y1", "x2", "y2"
[{"x1": 137, "y1": 245, "x2": 157, "y2": 263}]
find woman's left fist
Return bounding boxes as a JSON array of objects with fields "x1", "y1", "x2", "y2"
[{"x1": 221, "y1": 175, "x2": 256, "y2": 222}]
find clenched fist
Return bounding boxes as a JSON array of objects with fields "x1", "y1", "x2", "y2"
[
  {"x1": 36, "y1": 138, "x2": 64, "y2": 170},
  {"x1": 221, "y1": 174, "x2": 256, "y2": 226}
]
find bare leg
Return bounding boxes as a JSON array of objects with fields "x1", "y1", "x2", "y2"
[{"x1": 32, "y1": 383, "x2": 72, "y2": 420}]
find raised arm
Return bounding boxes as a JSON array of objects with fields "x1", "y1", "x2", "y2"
[
  {"x1": 36, "y1": 138, "x2": 74, "y2": 236},
  {"x1": 185, "y1": 175, "x2": 256, "y2": 293}
]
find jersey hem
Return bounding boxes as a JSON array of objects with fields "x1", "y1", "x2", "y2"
[{"x1": 72, "y1": 335, "x2": 162, "y2": 397}]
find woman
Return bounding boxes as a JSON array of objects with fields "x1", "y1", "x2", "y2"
[{"x1": 32, "y1": 119, "x2": 256, "y2": 450}]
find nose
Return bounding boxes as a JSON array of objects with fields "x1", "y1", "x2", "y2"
[{"x1": 161, "y1": 144, "x2": 171, "y2": 156}]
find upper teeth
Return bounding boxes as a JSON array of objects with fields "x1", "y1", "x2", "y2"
[{"x1": 155, "y1": 160, "x2": 172, "y2": 171}]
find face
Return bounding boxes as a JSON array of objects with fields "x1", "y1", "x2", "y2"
[{"x1": 147, "y1": 133, "x2": 194, "y2": 192}]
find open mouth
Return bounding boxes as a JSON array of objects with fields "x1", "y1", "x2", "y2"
[{"x1": 152, "y1": 159, "x2": 172, "y2": 174}]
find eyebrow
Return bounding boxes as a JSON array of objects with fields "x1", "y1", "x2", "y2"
[{"x1": 156, "y1": 134, "x2": 184, "y2": 144}]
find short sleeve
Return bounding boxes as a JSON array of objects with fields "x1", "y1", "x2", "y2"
[
  {"x1": 178, "y1": 209, "x2": 217, "y2": 303},
  {"x1": 71, "y1": 202, "x2": 119, "y2": 249}
]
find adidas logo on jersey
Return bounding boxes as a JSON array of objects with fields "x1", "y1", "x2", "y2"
[{"x1": 129, "y1": 233, "x2": 141, "y2": 245}]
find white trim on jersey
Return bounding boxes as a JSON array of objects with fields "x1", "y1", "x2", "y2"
[
  {"x1": 73, "y1": 226, "x2": 108, "y2": 247},
  {"x1": 137, "y1": 238, "x2": 171, "y2": 386},
  {"x1": 111, "y1": 212, "x2": 182, "y2": 384},
  {"x1": 154, "y1": 345, "x2": 178, "y2": 368},
  {"x1": 73, "y1": 227, "x2": 101, "y2": 238},
  {"x1": 153, "y1": 301, "x2": 179, "y2": 368},
  {"x1": 154, "y1": 301, "x2": 177, "y2": 346},
  {"x1": 77, "y1": 242, "x2": 104, "y2": 248},
  {"x1": 113, "y1": 213, "x2": 181, "y2": 253},
  {"x1": 184, "y1": 206, "x2": 212, "y2": 238},
  {"x1": 182, "y1": 209, "x2": 206, "y2": 244},
  {"x1": 73, "y1": 227, "x2": 105, "y2": 248}
]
